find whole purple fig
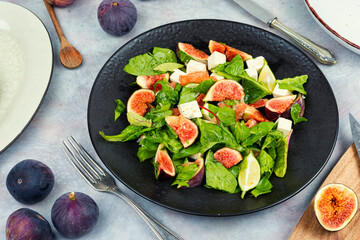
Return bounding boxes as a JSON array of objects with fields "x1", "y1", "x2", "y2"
[
  {"x1": 51, "y1": 192, "x2": 99, "y2": 238},
  {"x1": 46, "y1": 0, "x2": 76, "y2": 7},
  {"x1": 98, "y1": 0, "x2": 137, "y2": 36},
  {"x1": 6, "y1": 208, "x2": 53, "y2": 240},
  {"x1": 6, "y1": 159, "x2": 54, "y2": 204}
]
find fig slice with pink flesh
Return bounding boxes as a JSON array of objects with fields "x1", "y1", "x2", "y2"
[
  {"x1": 203, "y1": 80, "x2": 245, "y2": 102},
  {"x1": 214, "y1": 147, "x2": 243, "y2": 169},
  {"x1": 127, "y1": 89, "x2": 155, "y2": 117},
  {"x1": 154, "y1": 144, "x2": 176, "y2": 179},
  {"x1": 165, "y1": 115, "x2": 198, "y2": 148},
  {"x1": 136, "y1": 73, "x2": 169, "y2": 92},
  {"x1": 281, "y1": 94, "x2": 305, "y2": 119},
  {"x1": 265, "y1": 95, "x2": 296, "y2": 121}
]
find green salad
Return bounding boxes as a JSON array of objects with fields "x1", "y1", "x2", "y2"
[{"x1": 100, "y1": 40, "x2": 308, "y2": 198}]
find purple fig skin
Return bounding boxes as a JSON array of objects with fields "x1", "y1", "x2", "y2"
[
  {"x1": 180, "y1": 158, "x2": 205, "y2": 188},
  {"x1": 97, "y1": 0, "x2": 137, "y2": 36},
  {"x1": 6, "y1": 159, "x2": 54, "y2": 204},
  {"x1": 46, "y1": 0, "x2": 76, "y2": 7},
  {"x1": 6, "y1": 208, "x2": 53, "y2": 240},
  {"x1": 51, "y1": 192, "x2": 99, "y2": 239},
  {"x1": 281, "y1": 94, "x2": 305, "y2": 119}
]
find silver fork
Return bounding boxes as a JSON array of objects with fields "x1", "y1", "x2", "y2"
[{"x1": 61, "y1": 136, "x2": 183, "y2": 240}]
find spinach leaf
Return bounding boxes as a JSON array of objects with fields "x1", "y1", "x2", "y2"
[
  {"x1": 261, "y1": 130, "x2": 283, "y2": 150},
  {"x1": 153, "y1": 62, "x2": 184, "y2": 72},
  {"x1": 171, "y1": 162, "x2": 199, "y2": 188},
  {"x1": 224, "y1": 55, "x2": 244, "y2": 76},
  {"x1": 291, "y1": 103, "x2": 308, "y2": 125},
  {"x1": 152, "y1": 47, "x2": 177, "y2": 63},
  {"x1": 242, "y1": 122, "x2": 275, "y2": 147},
  {"x1": 178, "y1": 50, "x2": 194, "y2": 64},
  {"x1": 172, "y1": 141, "x2": 202, "y2": 160},
  {"x1": 114, "y1": 99, "x2": 125, "y2": 121},
  {"x1": 258, "y1": 150, "x2": 274, "y2": 175},
  {"x1": 137, "y1": 138, "x2": 159, "y2": 162},
  {"x1": 274, "y1": 136, "x2": 288, "y2": 178},
  {"x1": 99, "y1": 125, "x2": 152, "y2": 142},
  {"x1": 276, "y1": 75, "x2": 307, "y2": 95},
  {"x1": 230, "y1": 121, "x2": 251, "y2": 144},
  {"x1": 145, "y1": 104, "x2": 172, "y2": 128},
  {"x1": 267, "y1": 146, "x2": 277, "y2": 161},
  {"x1": 192, "y1": 79, "x2": 216, "y2": 94},
  {"x1": 217, "y1": 107, "x2": 236, "y2": 127},
  {"x1": 178, "y1": 84, "x2": 198, "y2": 104},
  {"x1": 251, "y1": 174, "x2": 273, "y2": 197},
  {"x1": 204, "y1": 151, "x2": 238, "y2": 193},
  {"x1": 127, "y1": 112, "x2": 152, "y2": 127},
  {"x1": 229, "y1": 164, "x2": 241, "y2": 179},
  {"x1": 155, "y1": 81, "x2": 180, "y2": 107},
  {"x1": 143, "y1": 128, "x2": 183, "y2": 153},
  {"x1": 242, "y1": 77, "x2": 272, "y2": 104}
]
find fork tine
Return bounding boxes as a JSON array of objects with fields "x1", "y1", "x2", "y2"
[
  {"x1": 67, "y1": 137, "x2": 102, "y2": 179},
  {"x1": 70, "y1": 136, "x2": 106, "y2": 176},
  {"x1": 61, "y1": 140, "x2": 97, "y2": 184}
]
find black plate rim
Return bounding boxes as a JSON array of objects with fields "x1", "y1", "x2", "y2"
[{"x1": 87, "y1": 19, "x2": 339, "y2": 216}]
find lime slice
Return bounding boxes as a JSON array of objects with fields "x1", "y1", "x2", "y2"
[
  {"x1": 258, "y1": 61, "x2": 276, "y2": 92},
  {"x1": 238, "y1": 151, "x2": 261, "y2": 199}
]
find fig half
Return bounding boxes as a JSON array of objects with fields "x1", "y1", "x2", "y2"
[
  {"x1": 264, "y1": 95, "x2": 296, "y2": 121},
  {"x1": 203, "y1": 80, "x2": 245, "y2": 102},
  {"x1": 314, "y1": 183, "x2": 358, "y2": 231},
  {"x1": 136, "y1": 73, "x2": 169, "y2": 92},
  {"x1": 127, "y1": 89, "x2": 155, "y2": 117},
  {"x1": 179, "y1": 158, "x2": 205, "y2": 188},
  {"x1": 214, "y1": 147, "x2": 243, "y2": 169},
  {"x1": 154, "y1": 144, "x2": 176, "y2": 179},
  {"x1": 165, "y1": 115, "x2": 198, "y2": 148},
  {"x1": 281, "y1": 94, "x2": 305, "y2": 119},
  {"x1": 177, "y1": 42, "x2": 209, "y2": 64}
]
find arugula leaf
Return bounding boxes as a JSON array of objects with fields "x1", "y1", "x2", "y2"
[
  {"x1": 114, "y1": 99, "x2": 125, "y2": 121},
  {"x1": 171, "y1": 162, "x2": 199, "y2": 188},
  {"x1": 291, "y1": 103, "x2": 308, "y2": 125},
  {"x1": 242, "y1": 122, "x2": 275, "y2": 147},
  {"x1": 127, "y1": 112, "x2": 152, "y2": 127},
  {"x1": 192, "y1": 79, "x2": 216, "y2": 94},
  {"x1": 137, "y1": 138, "x2": 159, "y2": 162},
  {"x1": 152, "y1": 47, "x2": 177, "y2": 63},
  {"x1": 258, "y1": 150, "x2": 275, "y2": 175},
  {"x1": 99, "y1": 125, "x2": 152, "y2": 142},
  {"x1": 217, "y1": 107, "x2": 236, "y2": 127},
  {"x1": 178, "y1": 50, "x2": 194, "y2": 64},
  {"x1": 154, "y1": 81, "x2": 180, "y2": 107},
  {"x1": 172, "y1": 141, "x2": 202, "y2": 160},
  {"x1": 204, "y1": 151, "x2": 238, "y2": 193},
  {"x1": 276, "y1": 75, "x2": 308, "y2": 95},
  {"x1": 274, "y1": 136, "x2": 288, "y2": 178},
  {"x1": 230, "y1": 121, "x2": 251, "y2": 144},
  {"x1": 154, "y1": 62, "x2": 184, "y2": 72},
  {"x1": 242, "y1": 78, "x2": 272, "y2": 104},
  {"x1": 251, "y1": 174, "x2": 273, "y2": 197}
]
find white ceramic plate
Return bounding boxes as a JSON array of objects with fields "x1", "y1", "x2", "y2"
[
  {"x1": 0, "y1": 2, "x2": 53, "y2": 153},
  {"x1": 305, "y1": 0, "x2": 360, "y2": 54}
]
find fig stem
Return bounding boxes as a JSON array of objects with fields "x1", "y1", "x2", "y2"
[
  {"x1": 69, "y1": 192, "x2": 76, "y2": 201},
  {"x1": 199, "y1": 106, "x2": 220, "y2": 125}
]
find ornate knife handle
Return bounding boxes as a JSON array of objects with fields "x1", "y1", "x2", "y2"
[{"x1": 269, "y1": 18, "x2": 337, "y2": 65}]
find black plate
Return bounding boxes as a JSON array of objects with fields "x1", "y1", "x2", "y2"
[{"x1": 88, "y1": 20, "x2": 338, "y2": 216}]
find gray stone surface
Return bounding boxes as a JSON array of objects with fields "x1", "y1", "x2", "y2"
[{"x1": 1, "y1": 0, "x2": 360, "y2": 239}]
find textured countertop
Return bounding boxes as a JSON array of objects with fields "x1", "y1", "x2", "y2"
[{"x1": 1, "y1": 0, "x2": 360, "y2": 239}]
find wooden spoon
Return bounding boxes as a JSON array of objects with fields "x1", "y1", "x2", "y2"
[{"x1": 43, "y1": 0, "x2": 82, "y2": 69}]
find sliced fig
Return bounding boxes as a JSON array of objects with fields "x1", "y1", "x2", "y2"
[
  {"x1": 281, "y1": 94, "x2": 305, "y2": 119},
  {"x1": 233, "y1": 102, "x2": 247, "y2": 121},
  {"x1": 196, "y1": 93, "x2": 205, "y2": 106},
  {"x1": 179, "y1": 71, "x2": 210, "y2": 86},
  {"x1": 178, "y1": 158, "x2": 205, "y2": 188},
  {"x1": 154, "y1": 144, "x2": 176, "y2": 179},
  {"x1": 208, "y1": 40, "x2": 226, "y2": 54},
  {"x1": 127, "y1": 89, "x2": 155, "y2": 117},
  {"x1": 243, "y1": 105, "x2": 268, "y2": 122},
  {"x1": 264, "y1": 95, "x2": 296, "y2": 121},
  {"x1": 225, "y1": 45, "x2": 252, "y2": 62},
  {"x1": 177, "y1": 42, "x2": 209, "y2": 64},
  {"x1": 136, "y1": 73, "x2": 169, "y2": 92},
  {"x1": 165, "y1": 115, "x2": 198, "y2": 148},
  {"x1": 214, "y1": 147, "x2": 243, "y2": 169},
  {"x1": 245, "y1": 118, "x2": 258, "y2": 128},
  {"x1": 248, "y1": 98, "x2": 268, "y2": 108},
  {"x1": 171, "y1": 108, "x2": 180, "y2": 116},
  {"x1": 314, "y1": 183, "x2": 358, "y2": 231},
  {"x1": 203, "y1": 80, "x2": 244, "y2": 102}
]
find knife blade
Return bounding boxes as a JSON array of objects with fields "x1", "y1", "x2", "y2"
[
  {"x1": 349, "y1": 113, "x2": 360, "y2": 159},
  {"x1": 232, "y1": 0, "x2": 337, "y2": 65}
]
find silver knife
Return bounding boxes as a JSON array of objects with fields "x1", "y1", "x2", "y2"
[
  {"x1": 349, "y1": 113, "x2": 360, "y2": 159},
  {"x1": 233, "y1": 0, "x2": 337, "y2": 65}
]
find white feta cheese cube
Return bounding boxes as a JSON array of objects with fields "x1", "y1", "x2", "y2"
[
  {"x1": 178, "y1": 100, "x2": 202, "y2": 119},
  {"x1": 170, "y1": 69, "x2": 186, "y2": 83},
  {"x1": 272, "y1": 84, "x2": 292, "y2": 98},
  {"x1": 186, "y1": 60, "x2": 207, "y2": 73},
  {"x1": 246, "y1": 56, "x2": 265, "y2": 72},
  {"x1": 207, "y1": 51, "x2": 226, "y2": 70},
  {"x1": 210, "y1": 72, "x2": 224, "y2": 81},
  {"x1": 245, "y1": 68, "x2": 258, "y2": 80},
  {"x1": 276, "y1": 117, "x2": 292, "y2": 137}
]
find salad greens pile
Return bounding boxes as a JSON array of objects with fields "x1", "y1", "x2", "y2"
[{"x1": 100, "y1": 43, "x2": 308, "y2": 199}]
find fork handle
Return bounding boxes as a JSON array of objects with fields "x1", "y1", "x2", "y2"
[{"x1": 108, "y1": 187, "x2": 183, "y2": 240}]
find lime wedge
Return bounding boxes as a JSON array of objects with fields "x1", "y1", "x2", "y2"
[
  {"x1": 258, "y1": 61, "x2": 276, "y2": 92},
  {"x1": 238, "y1": 151, "x2": 261, "y2": 199}
]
